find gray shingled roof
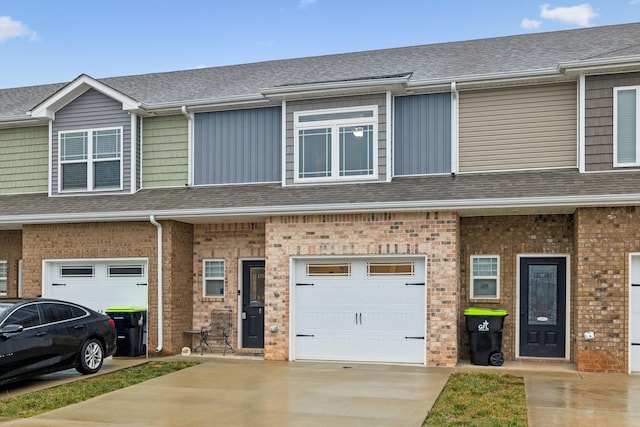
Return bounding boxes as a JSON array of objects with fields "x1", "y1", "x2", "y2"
[
  {"x1": 1, "y1": 23, "x2": 639, "y2": 118},
  {"x1": 0, "y1": 169, "x2": 639, "y2": 223}
]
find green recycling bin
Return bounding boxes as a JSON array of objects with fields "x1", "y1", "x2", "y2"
[
  {"x1": 106, "y1": 307, "x2": 147, "y2": 357},
  {"x1": 464, "y1": 307, "x2": 508, "y2": 366}
]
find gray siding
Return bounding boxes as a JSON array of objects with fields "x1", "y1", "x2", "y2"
[
  {"x1": 459, "y1": 83, "x2": 577, "y2": 172},
  {"x1": 286, "y1": 94, "x2": 387, "y2": 184},
  {"x1": 51, "y1": 88, "x2": 132, "y2": 194},
  {"x1": 585, "y1": 72, "x2": 640, "y2": 171},
  {"x1": 394, "y1": 93, "x2": 451, "y2": 175},
  {"x1": 194, "y1": 107, "x2": 281, "y2": 185}
]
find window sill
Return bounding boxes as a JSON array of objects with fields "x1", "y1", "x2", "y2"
[{"x1": 469, "y1": 298, "x2": 501, "y2": 304}]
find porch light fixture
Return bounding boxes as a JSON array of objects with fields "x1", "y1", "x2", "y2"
[{"x1": 352, "y1": 127, "x2": 364, "y2": 138}]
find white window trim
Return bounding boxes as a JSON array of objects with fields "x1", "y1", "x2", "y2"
[
  {"x1": 203, "y1": 259, "x2": 225, "y2": 298},
  {"x1": 58, "y1": 126, "x2": 124, "y2": 193},
  {"x1": 0, "y1": 260, "x2": 6, "y2": 296},
  {"x1": 470, "y1": 255, "x2": 500, "y2": 299},
  {"x1": 613, "y1": 86, "x2": 640, "y2": 168},
  {"x1": 293, "y1": 105, "x2": 378, "y2": 183}
]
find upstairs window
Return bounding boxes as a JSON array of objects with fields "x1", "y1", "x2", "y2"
[
  {"x1": 614, "y1": 87, "x2": 640, "y2": 167},
  {"x1": 0, "y1": 261, "x2": 6, "y2": 296},
  {"x1": 59, "y1": 127, "x2": 122, "y2": 191},
  {"x1": 294, "y1": 106, "x2": 377, "y2": 182}
]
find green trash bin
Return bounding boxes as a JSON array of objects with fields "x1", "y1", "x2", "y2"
[
  {"x1": 106, "y1": 307, "x2": 147, "y2": 357},
  {"x1": 464, "y1": 307, "x2": 508, "y2": 366}
]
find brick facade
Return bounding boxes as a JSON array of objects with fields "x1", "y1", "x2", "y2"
[
  {"x1": 192, "y1": 223, "x2": 266, "y2": 352},
  {"x1": 264, "y1": 211, "x2": 459, "y2": 366},
  {"x1": 459, "y1": 214, "x2": 574, "y2": 362},
  {"x1": 574, "y1": 207, "x2": 639, "y2": 373},
  {"x1": 0, "y1": 230, "x2": 22, "y2": 297},
  {"x1": 21, "y1": 221, "x2": 193, "y2": 356}
]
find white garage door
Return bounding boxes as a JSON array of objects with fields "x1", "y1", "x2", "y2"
[
  {"x1": 294, "y1": 257, "x2": 426, "y2": 364},
  {"x1": 630, "y1": 255, "x2": 640, "y2": 372},
  {"x1": 42, "y1": 259, "x2": 148, "y2": 314}
]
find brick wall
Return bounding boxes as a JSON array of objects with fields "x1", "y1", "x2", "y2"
[
  {"x1": 0, "y1": 230, "x2": 22, "y2": 297},
  {"x1": 575, "y1": 207, "x2": 639, "y2": 373},
  {"x1": 21, "y1": 221, "x2": 192, "y2": 356},
  {"x1": 192, "y1": 223, "x2": 266, "y2": 351},
  {"x1": 460, "y1": 215, "x2": 574, "y2": 362},
  {"x1": 264, "y1": 211, "x2": 459, "y2": 366}
]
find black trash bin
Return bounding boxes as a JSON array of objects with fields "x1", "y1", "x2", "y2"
[
  {"x1": 464, "y1": 307, "x2": 508, "y2": 366},
  {"x1": 106, "y1": 307, "x2": 147, "y2": 357}
]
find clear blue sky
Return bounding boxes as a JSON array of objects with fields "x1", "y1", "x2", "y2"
[{"x1": 0, "y1": 1, "x2": 638, "y2": 89}]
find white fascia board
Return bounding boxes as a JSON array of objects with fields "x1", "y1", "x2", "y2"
[
  {"x1": 260, "y1": 76, "x2": 411, "y2": 97},
  {"x1": 30, "y1": 75, "x2": 141, "y2": 118},
  {"x1": 559, "y1": 56, "x2": 640, "y2": 71},
  {"x1": 5, "y1": 193, "x2": 640, "y2": 225},
  {"x1": 142, "y1": 94, "x2": 268, "y2": 112},
  {"x1": 407, "y1": 68, "x2": 563, "y2": 90}
]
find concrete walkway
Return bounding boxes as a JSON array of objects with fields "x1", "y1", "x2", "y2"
[
  {"x1": 0, "y1": 356, "x2": 451, "y2": 427},
  {"x1": 2, "y1": 356, "x2": 640, "y2": 426}
]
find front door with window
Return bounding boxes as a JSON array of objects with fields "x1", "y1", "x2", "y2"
[
  {"x1": 242, "y1": 260, "x2": 265, "y2": 349},
  {"x1": 519, "y1": 257, "x2": 567, "y2": 358}
]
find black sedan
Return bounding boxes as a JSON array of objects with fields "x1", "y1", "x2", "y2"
[{"x1": 0, "y1": 298, "x2": 117, "y2": 386}]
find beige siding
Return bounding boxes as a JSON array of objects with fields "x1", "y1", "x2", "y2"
[
  {"x1": 142, "y1": 115, "x2": 188, "y2": 188},
  {"x1": 459, "y1": 83, "x2": 577, "y2": 172},
  {"x1": 0, "y1": 126, "x2": 48, "y2": 194}
]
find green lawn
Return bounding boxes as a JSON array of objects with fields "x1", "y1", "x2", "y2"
[{"x1": 424, "y1": 372, "x2": 528, "y2": 427}]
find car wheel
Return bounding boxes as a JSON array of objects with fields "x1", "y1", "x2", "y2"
[{"x1": 76, "y1": 338, "x2": 104, "y2": 374}]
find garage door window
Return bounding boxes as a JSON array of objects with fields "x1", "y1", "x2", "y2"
[
  {"x1": 204, "y1": 260, "x2": 225, "y2": 297},
  {"x1": 367, "y1": 262, "x2": 414, "y2": 276},
  {"x1": 471, "y1": 255, "x2": 500, "y2": 299},
  {"x1": 60, "y1": 266, "x2": 94, "y2": 277},
  {"x1": 307, "y1": 263, "x2": 351, "y2": 276},
  {"x1": 0, "y1": 261, "x2": 6, "y2": 295},
  {"x1": 108, "y1": 265, "x2": 144, "y2": 277}
]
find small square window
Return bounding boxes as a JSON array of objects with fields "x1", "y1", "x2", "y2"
[
  {"x1": 203, "y1": 260, "x2": 225, "y2": 297},
  {"x1": 471, "y1": 256, "x2": 499, "y2": 299}
]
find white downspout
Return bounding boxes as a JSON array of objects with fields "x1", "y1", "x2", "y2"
[
  {"x1": 150, "y1": 215, "x2": 163, "y2": 352},
  {"x1": 181, "y1": 105, "x2": 194, "y2": 186},
  {"x1": 450, "y1": 81, "x2": 459, "y2": 175}
]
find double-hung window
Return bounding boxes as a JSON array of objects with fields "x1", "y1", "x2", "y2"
[
  {"x1": 59, "y1": 127, "x2": 122, "y2": 191},
  {"x1": 470, "y1": 255, "x2": 499, "y2": 299},
  {"x1": 203, "y1": 260, "x2": 225, "y2": 297},
  {"x1": 294, "y1": 106, "x2": 377, "y2": 182},
  {"x1": 614, "y1": 86, "x2": 640, "y2": 167}
]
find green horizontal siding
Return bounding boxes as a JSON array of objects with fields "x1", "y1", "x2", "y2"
[
  {"x1": 0, "y1": 126, "x2": 48, "y2": 194},
  {"x1": 142, "y1": 115, "x2": 188, "y2": 188}
]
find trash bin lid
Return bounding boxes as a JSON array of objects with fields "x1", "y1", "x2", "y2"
[
  {"x1": 464, "y1": 307, "x2": 508, "y2": 317},
  {"x1": 105, "y1": 306, "x2": 147, "y2": 313}
]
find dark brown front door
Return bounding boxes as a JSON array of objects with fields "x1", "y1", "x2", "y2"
[
  {"x1": 242, "y1": 260, "x2": 265, "y2": 349},
  {"x1": 519, "y1": 257, "x2": 566, "y2": 358}
]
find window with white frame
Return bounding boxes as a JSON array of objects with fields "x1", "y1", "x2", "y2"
[
  {"x1": 0, "y1": 261, "x2": 6, "y2": 295},
  {"x1": 614, "y1": 86, "x2": 640, "y2": 167},
  {"x1": 294, "y1": 106, "x2": 377, "y2": 182},
  {"x1": 203, "y1": 260, "x2": 225, "y2": 297},
  {"x1": 59, "y1": 127, "x2": 122, "y2": 191},
  {"x1": 470, "y1": 256, "x2": 499, "y2": 299}
]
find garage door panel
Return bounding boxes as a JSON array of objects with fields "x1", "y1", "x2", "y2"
[{"x1": 294, "y1": 258, "x2": 426, "y2": 364}]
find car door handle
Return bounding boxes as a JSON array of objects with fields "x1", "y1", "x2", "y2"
[
  {"x1": 36, "y1": 331, "x2": 47, "y2": 336},
  {"x1": 74, "y1": 325, "x2": 85, "y2": 330}
]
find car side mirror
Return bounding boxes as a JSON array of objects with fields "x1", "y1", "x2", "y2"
[{"x1": 0, "y1": 324, "x2": 24, "y2": 337}]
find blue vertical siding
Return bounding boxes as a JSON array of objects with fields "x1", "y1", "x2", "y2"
[
  {"x1": 394, "y1": 93, "x2": 451, "y2": 175},
  {"x1": 194, "y1": 107, "x2": 281, "y2": 185}
]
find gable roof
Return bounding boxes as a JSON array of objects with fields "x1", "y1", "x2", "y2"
[{"x1": 1, "y1": 22, "x2": 639, "y2": 121}]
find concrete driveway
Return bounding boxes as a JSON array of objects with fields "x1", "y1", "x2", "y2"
[{"x1": 0, "y1": 356, "x2": 452, "y2": 427}]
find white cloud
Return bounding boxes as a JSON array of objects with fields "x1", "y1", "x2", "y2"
[
  {"x1": 521, "y1": 17, "x2": 542, "y2": 30},
  {"x1": 540, "y1": 3, "x2": 598, "y2": 27},
  {"x1": 631, "y1": 0, "x2": 640, "y2": 4},
  {"x1": 0, "y1": 16, "x2": 38, "y2": 43},
  {"x1": 298, "y1": 0, "x2": 316, "y2": 9}
]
